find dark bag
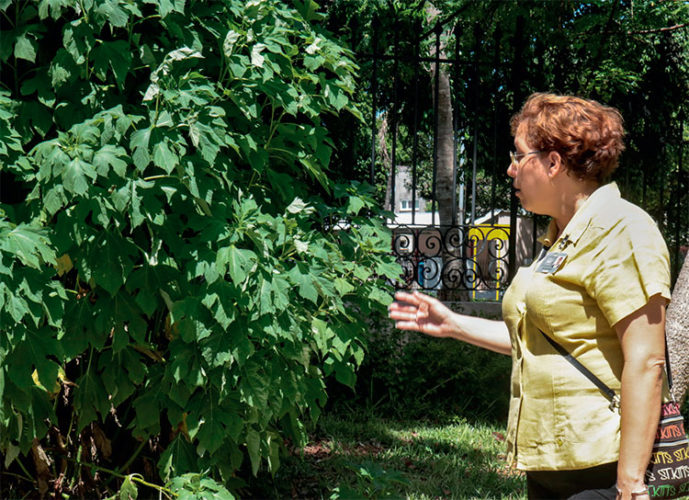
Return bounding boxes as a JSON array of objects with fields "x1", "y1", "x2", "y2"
[
  {"x1": 540, "y1": 330, "x2": 689, "y2": 499},
  {"x1": 646, "y1": 401, "x2": 689, "y2": 499}
]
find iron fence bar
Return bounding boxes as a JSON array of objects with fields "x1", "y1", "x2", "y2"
[
  {"x1": 471, "y1": 130, "x2": 477, "y2": 223},
  {"x1": 508, "y1": 187, "x2": 518, "y2": 282},
  {"x1": 370, "y1": 16, "x2": 379, "y2": 185},
  {"x1": 451, "y1": 22, "x2": 460, "y2": 226},
  {"x1": 641, "y1": 120, "x2": 649, "y2": 209},
  {"x1": 411, "y1": 26, "x2": 421, "y2": 226},
  {"x1": 660, "y1": 140, "x2": 667, "y2": 234},
  {"x1": 507, "y1": 15, "x2": 526, "y2": 284},
  {"x1": 431, "y1": 22, "x2": 441, "y2": 226},
  {"x1": 390, "y1": 19, "x2": 400, "y2": 219},
  {"x1": 469, "y1": 24, "x2": 480, "y2": 224},
  {"x1": 490, "y1": 28, "x2": 500, "y2": 223}
]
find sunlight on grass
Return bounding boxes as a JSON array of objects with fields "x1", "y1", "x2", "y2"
[{"x1": 264, "y1": 413, "x2": 526, "y2": 499}]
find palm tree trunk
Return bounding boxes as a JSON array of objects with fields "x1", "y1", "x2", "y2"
[
  {"x1": 378, "y1": 111, "x2": 394, "y2": 212},
  {"x1": 426, "y1": 4, "x2": 462, "y2": 300}
]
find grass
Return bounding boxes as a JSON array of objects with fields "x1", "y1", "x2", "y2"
[{"x1": 246, "y1": 412, "x2": 526, "y2": 499}]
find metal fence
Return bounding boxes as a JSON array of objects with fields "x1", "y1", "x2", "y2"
[{"x1": 355, "y1": 10, "x2": 688, "y2": 298}]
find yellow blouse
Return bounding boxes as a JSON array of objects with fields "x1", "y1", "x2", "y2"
[{"x1": 502, "y1": 182, "x2": 672, "y2": 471}]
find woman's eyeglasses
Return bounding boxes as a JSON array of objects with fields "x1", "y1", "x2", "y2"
[{"x1": 509, "y1": 150, "x2": 543, "y2": 166}]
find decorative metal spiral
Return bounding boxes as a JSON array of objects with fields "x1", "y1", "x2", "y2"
[
  {"x1": 418, "y1": 229, "x2": 442, "y2": 258},
  {"x1": 440, "y1": 257, "x2": 465, "y2": 290},
  {"x1": 417, "y1": 258, "x2": 440, "y2": 288},
  {"x1": 443, "y1": 226, "x2": 464, "y2": 254},
  {"x1": 394, "y1": 231, "x2": 414, "y2": 255},
  {"x1": 389, "y1": 223, "x2": 518, "y2": 295},
  {"x1": 466, "y1": 231, "x2": 486, "y2": 255},
  {"x1": 486, "y1": 228, "x2": 510, "y2": 258},
  {"x1": 486, "y1": 259, "x2": 508, "y2": 287},
  {"x1": 397, "y1": 256, "x2": 416, "y2": 287},
  {"x1": 462, "y1": 260, "x2": 482, "y2": 289}
]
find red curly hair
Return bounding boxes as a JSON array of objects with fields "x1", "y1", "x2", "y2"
[{"x1": 510, "y1": 93, "x2": 625, "y2": 182}]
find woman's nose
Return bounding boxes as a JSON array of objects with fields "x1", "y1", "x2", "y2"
[{"x1": 507, "y1": 161, "x2": 517, "y2": 178}]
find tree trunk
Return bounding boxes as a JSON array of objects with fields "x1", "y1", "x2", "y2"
[
  {"x1": 666, "y1": 253, "x2": 689, "y2": 405},
  {"x1": 426, "y1": 6, "x2": 454, "y2": 229},
  {"x1": 426, "y1": 4, "x2": 462, "y2": 300},
  {"x1": 432, "y1": 70, "x2": 454, "y2": 227},
  {"x1": 378, "y1": 111, "x2": 394, "y2": 213}
]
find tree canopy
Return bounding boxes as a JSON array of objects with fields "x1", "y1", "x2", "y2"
[{"x1": 323, "y1": 0, "x2": 689, "y2": 272}]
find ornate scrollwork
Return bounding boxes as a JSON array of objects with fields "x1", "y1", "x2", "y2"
[
  {"x1": 397, "y1": 256, "x2": 416, "y2": 287},
  {"x1": 418, "y1": 257, "x2": 441, "y2": 287},
  {"x1": 391, "y1": 224, "x2": 513, "y2": 295}
]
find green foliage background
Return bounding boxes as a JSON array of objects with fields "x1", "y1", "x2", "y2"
[
  {"x1": 323, "y1": 0, "x2": 689, "y2": 266},
  {"x1": 0, "y1": 0, "x2": 400, "y2": 496},
  {"x1": 328, "y1": 320, "x2": 511, "y2": 423}
]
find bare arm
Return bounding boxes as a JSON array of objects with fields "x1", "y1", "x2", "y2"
[
  {"x1": 615, "y1": 294, "x2": 667, "y2": 500},
  {"x1": 388, "y1": 291, "x2": 512, "y2": 355}
]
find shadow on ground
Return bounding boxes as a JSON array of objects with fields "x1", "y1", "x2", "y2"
[{"x1": 244, "y1": 413, "x2": 526, "y2": 499}]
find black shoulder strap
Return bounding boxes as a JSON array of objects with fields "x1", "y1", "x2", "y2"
[
  {"x1": 539, "y1": 329, "x2": 618, "y2": 402},
  {"x1": 664, "y1": 333, "x2": 673, "y2": 389}
]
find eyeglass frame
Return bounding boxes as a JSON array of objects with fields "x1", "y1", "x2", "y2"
[{"x1": 509, "y1": 150, "x2": 544, "y2": 166}]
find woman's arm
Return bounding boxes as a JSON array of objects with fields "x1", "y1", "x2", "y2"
[
  {"x1": 614, "y1": 294, "x2": 668, "y2": 500},
  {"x1": 388, "y1": 291, "x2": 512, "y2": 355}
]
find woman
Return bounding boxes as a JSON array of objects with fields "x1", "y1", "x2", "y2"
[{"x1": 388, "y1": 93, "x2": 671, "y2": 500}]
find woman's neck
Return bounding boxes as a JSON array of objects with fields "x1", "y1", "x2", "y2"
[{"x1": 553, "y1": 181, "x2": 600, "y2": 239}]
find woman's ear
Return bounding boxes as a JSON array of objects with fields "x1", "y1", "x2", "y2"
[{"x1": 547, "y1": 151, "x2": 564, "y2": 177}]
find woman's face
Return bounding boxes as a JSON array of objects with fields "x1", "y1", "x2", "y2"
[{"x1": 507, "y1": 124, "x2": 553, "y2": 215}]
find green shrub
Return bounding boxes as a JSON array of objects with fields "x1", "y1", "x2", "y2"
[
  {"x1": 328, "y1": 311, "x2": 511, "y2": 422},
  {"x1": 0, "y1": 0, "x2": 399, "y2": 496}
]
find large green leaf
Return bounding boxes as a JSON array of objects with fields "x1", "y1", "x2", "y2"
[
  {"x1": 92, "y1": 41, "x2": 132, "y2": 90},
  {"x1": 88, "y1": 232, "x2": 136, "y2": 296},
  {"x1": 93, "y1": 0, "x2": 129, "y2": 27},
  {"x1": 93, "y1": 144, "x2": 128, "y2": 178},
  {"x1": 63, "y1": 158, "x2": 96, "y2": 195},
  {"x1": 159, "y1": 434, "x2": 198, "y2": 482},
  {"x1": 14, "y1": 34, "x2": 37, "y2": 63},
  {"x1": 73, "y1": 363, "x2": 110, "y2": 431},
  {"x1": 217, "y1": 245, "x2": 255, "y2": 285},
  {"x1": 0, "y1": 224, "x2": 55, "y2": 270}
]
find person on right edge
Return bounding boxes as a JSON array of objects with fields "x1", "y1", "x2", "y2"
[{"x1": 388, "y1": 93, "x2": 672, "y2": 499}]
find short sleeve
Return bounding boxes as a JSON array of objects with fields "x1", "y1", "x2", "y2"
[{"x1": 583, "y1": 213, "x2": 671, "y2": 327}]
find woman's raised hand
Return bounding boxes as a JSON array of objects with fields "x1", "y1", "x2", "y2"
[{"x1": 388, "y1": 290, "x2": 456, "y2": 338}]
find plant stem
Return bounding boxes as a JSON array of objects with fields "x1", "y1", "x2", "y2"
[
  {"x1": 0, "y1": 470, "x2": 33, "y2": 484},
  {"x1": 118, "y1": 439, "x2": 147, "y2": 474},
  {"x1": 419, "y1": 371, "x2": 464, "y2": 401},
  {"x1": 132, "y1": 14, "x2": 162, "y2": 27},
  {"x1": 0, "y1": 8, "x2": 14, "y2": 27},
  {"x1": 143, "y1": 175, "x2": 172, "y2": 181},
  {"x1": 62, "y1": 455, "x2": 176, "y2": 498},
  {"x1": 102, "y1": 438, "x2": 146, "y2": 489},
  {"x1": 14, "y1": 457, "x2": 35, "y2": 484}
]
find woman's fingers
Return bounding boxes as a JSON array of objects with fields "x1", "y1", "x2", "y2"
[
  {"x1": 388, "y1": 309, "x2": 419, "y2": 321},
  {"x1": 388, "y1": 302, "x2": 418, "y2": 313},
  {"x1": 390, "y1": 291, "x2": 443, "y2": 325},
  {"x1": 394, "y1": 320, "x2": 424, "y2": 331},
  {"x1": 393, "y1": 291, "x2": 418, "y2": 305},
  {"x1": 393, "y1": 291, "x2": 438, "y2": 308}
]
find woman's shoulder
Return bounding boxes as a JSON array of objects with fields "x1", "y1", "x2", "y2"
[{"x1": 590, "y1": 195, "x2": 662, "y2": 237}]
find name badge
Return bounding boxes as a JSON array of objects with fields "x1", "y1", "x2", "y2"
[{"x1": 536, "y1": 252, "x2": 567, "y2": 274}]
